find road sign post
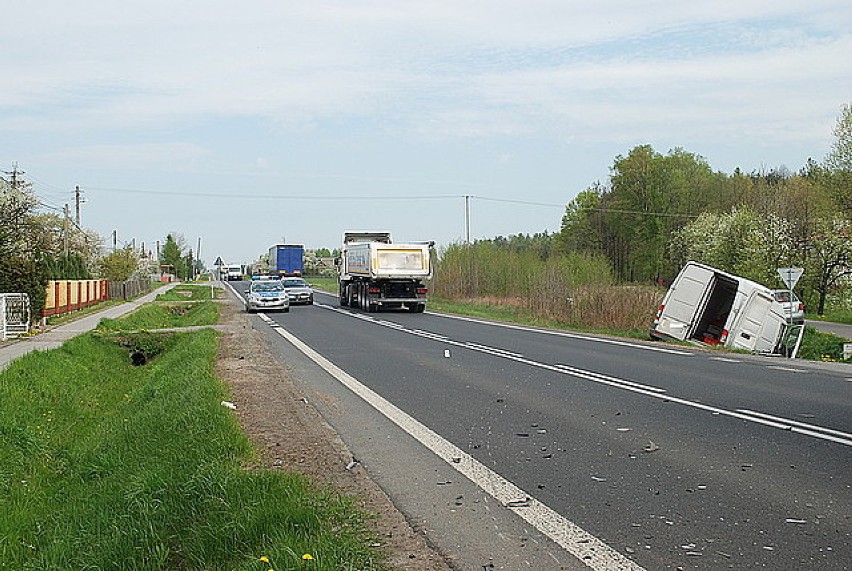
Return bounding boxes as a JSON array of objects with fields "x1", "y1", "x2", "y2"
[{"x1": 777, "y1": 267, "x2": 805, "y2": 358}]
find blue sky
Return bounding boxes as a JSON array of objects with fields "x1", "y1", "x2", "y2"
[{"x1": 3, "y1": 1, "x2": 850, "y2": 266}]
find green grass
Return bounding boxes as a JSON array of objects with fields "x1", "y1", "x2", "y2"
[
  {"x1": 798, "y1": 326, "x2": 852, "y2": 362},
  {"x1": 809, "y1": 308, "x2": 852, "y2": 325},
  {"x1": 306, "y1": 277, "x2": 337, "y2": 294},
  {"x1": 156, "y1": 284, "x2": 221, "y2": 301},
  {"x1": 98, "y1": 301, "x2": 220, "y2": 330},
  {"x1": 0, "y1": 328, "x2": 385, "y2": 570}
]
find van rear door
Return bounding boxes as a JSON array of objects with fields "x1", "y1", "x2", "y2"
[
  {"x1": 728, "y1": 290, "x2": 784, "y2": 353},
  {"x1": 654, "y1": 263, "x2": 714, "y2": 341}
]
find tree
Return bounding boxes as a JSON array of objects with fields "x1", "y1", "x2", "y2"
[
  {"x1": 669, "y1": 207, "x2": 794, "y2": 286},
  {"x1": 0, "y1": 177, "x2": 39, "y2": 259},
  {"x1": 160, "y1": 234, "x2": 184, "y2": 278},
  {"x1": 99, "y1": 248, "x2": 141, "y2": 282},
  {"x1": 594, "y1": 145, "x2": 716, "y2": 282},
  {"x1": 823, "y1": 103, "x2": 852, "y2": 216},
  {"x1": 555, "y1": 185, "x2": 605, "y2": 254},
  {"x1": 804, "y1": 218, "x2": 852, "y2": 315},
  {"x1": 825, "y1": 103, "x2": 852, "y2": 172},
  {"x1": 0, "y1": 177, "x2": 50, "y2": 318}
]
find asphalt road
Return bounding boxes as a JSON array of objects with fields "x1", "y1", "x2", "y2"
[
  {"x1": 230, "y1": 283, "x2": 852, "y2": 570},
  {"x1": 807, "y1": 319, "x2": 852, "y2": 341}
]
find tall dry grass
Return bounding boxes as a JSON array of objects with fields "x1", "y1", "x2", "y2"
[{"x1": 434, "y1": 243, "x2": 663, "y2": 331}]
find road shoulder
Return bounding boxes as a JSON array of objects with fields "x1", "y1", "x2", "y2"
[{"x1": 214, "y1": 299, "x2": 453, "y2": 571}]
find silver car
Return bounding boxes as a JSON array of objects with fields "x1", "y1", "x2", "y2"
[
  {"x1": 245, "y1": 281, "x2": 290, "y2": 313},
  {"x1": 772, "y1": 290, "x2": 805, "y2": 323},
  {"x1": 280, "y1": 277, "x2": 314, "y2": 305}
]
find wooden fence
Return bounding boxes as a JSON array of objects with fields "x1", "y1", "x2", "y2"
[{"x1": 108, "y1": 279, "x2": 152, "y2": 301}]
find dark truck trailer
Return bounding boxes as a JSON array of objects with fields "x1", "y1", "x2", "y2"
[{"x1": 268, "y1": 244, "x2": 304, "y2": 277}]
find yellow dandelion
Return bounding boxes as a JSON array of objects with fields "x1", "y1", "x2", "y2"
[
  {"x1": 302, "y1": 553, "x2": 314, "y2": 560},
  {"x1": 259, "y1": 556, "x2": 270, "y2": 563}
]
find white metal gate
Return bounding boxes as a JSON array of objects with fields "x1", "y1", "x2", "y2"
[{"x1": 1, "y1": 293, "x2": 30, "y2": 340}]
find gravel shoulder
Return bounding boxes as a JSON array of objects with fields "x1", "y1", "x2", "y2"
[{"x1": 214, "y1": 300, "x2": 453, "y2": 571}]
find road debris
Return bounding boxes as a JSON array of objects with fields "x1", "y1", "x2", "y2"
[
  {"x1": 644, "y1": 441, "x2": 660, "y2": 453},
  {"x1": 506, "y1": 498, "x2": 531, "y2": 508},
  {"x1": 220, "y1": 400, "x2": 237, "y2": 410}
]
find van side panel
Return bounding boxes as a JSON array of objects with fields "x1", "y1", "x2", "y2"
[{"x1": 654, "y1": 264, "x2": 715, "y2": 340}]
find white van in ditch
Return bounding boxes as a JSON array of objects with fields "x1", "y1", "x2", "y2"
[{"x1": 650, "y1": 261, "x2": 803, "y2": 356}]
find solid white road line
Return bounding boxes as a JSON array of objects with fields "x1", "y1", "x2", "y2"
[
  {"x1": 266, "y1": 316, "x2": 644, "y2": 571},
  {"x1": 735, "y1": 409, "x2": 852, "y2": 446},
  {"x1": 430, "y1": 311, "x2": 692, "y2": 355}
]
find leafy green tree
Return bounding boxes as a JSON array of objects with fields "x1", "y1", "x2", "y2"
[
  {"x1": 804, "y1": 218, "x2": 852, "y2": 315},
  {"x1": 588, "y1": 145, "x2": 716, "y2": 282},
  {"x1": 160, "y1": 234, "x2": 184, "y2": 278},
  {"x1": 555, "y1": 185, "x2": 605, "y2": 254},
  {"x1": 823, "y1": 103, "x2": 852, "y2": 216},
  {"x1": 41, "y1": 252, "x2": 92, "y2": 279},
  {"x1": 825, "y1": 103, "x2": 852, "y2": 172},
  {"x1": 0, "y1": 255, "x2": 45, "y2": 320},
  {"x1": 99, "y1": 248, "x2": 141, "y2": 282},
  {"x1": 669, "y1": 208, "x2": 794, "y2": 286}
]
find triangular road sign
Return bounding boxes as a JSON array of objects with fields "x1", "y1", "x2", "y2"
[
  {"x1": 777, "y1": 267, "x2": 804, "y2": 289},
  {"x1": 214, "y1": 256, "x2": 224, "y2": 267}
]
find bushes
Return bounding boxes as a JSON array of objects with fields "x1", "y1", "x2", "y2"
[{"x1": 433, "y1": 243, "x2": 658, "y2": 331}]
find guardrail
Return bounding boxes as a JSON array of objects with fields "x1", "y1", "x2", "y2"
[{"x1": 1, "y1": 293, "x2": 31, "y2": 340}]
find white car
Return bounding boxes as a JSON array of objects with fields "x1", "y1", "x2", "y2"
[
  {"x1": 280, "y1": 277, "x2": 314, "y2": 305},
  {"x1": 245, "y1": 281, "x2": 290, "y2": 313},
  {"x1": 772, "y1": 290, "x2": 805, "y2": 323}
]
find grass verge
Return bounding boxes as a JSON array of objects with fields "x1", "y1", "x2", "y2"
[
  {"x1": 797, "y1": 326, "x2": 851, "y2": 362},
  {"x1": 809, "y1": 308, "x2": 852, "y2": 325},
  {"x1": 99, "y1": 301, "x2": 220, "y2": 330},
  {"x1": 0, "y1": 328, "x2": 385, "y2": 570},
  {"x1": 156, "y1": 284, "x2": 221, "y2": 301}
]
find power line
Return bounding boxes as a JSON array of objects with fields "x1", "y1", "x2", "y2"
[{"x1": 86, "y1": 186, "x2": 461, "y2": 200}]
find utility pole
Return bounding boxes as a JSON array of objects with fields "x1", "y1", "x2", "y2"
[
  {"x1": 63, "y1": 204, "x2": 71, "y2": 256},
  {"x1": 2, "y1": 162, "x2": 24, "y2": 191},
  {"x1": 112, "y1": 230, "x2": 117, "y2": 252},
  {"x1": 197, "y1": 236, "x2": 202, "y2": 274},
  {"x1": 74, "y1": 185, "x2": 84, "y2": 226},
  {"x1": 464, "y1": 195, "x2": 471, "y2": 243}
]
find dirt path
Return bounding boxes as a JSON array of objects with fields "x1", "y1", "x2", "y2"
[{"x1": 214, "y1": 300, "x2": 453, "y2": 570}]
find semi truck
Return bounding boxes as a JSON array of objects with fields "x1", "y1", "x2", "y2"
[
  {"x1": 268, "y1": 244, "x2": 304, "y2": 277},
  {"x1": 221, "y1": 264, "x2": 244, "y2": 281},
  {"x1": 337, "y1": 231, "x2": 433, "y2": 313},
  {"x1": 650, "y1": 261, "x2": 804, "y2": 357}
]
